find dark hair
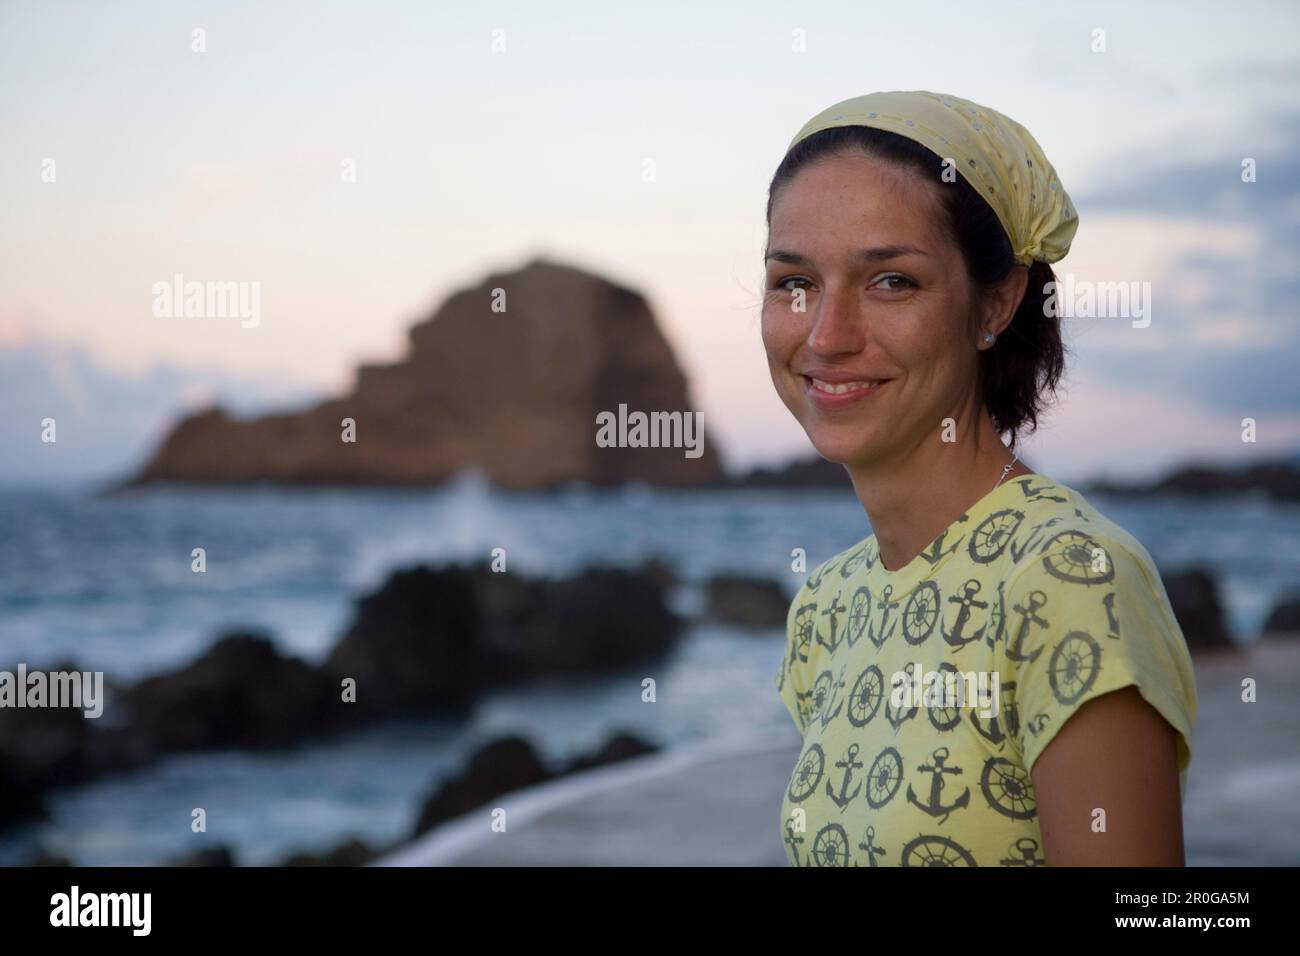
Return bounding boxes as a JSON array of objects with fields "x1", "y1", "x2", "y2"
[{"x1": 765, "y1": 126, "x2": 1066, "y2": 453}]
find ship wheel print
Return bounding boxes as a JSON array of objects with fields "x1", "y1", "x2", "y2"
[
  {"x1": 900, "y1": 834, "x2": 978, "y2": 867},
  {"x1": 927, "y1": 662, "x2": 964, "y2": 732},
  {"x1": 811, "y1": 823, "x2": 852, "y2": 866},
  {"x1": 902, "y1": 581, "x2": 940, "y2": 645},
  {"x1": 845, "y1": 586, "x2": 871, "y2": 647},
  {"x1": 865, "y1": 747, "x2": 904, "y2": 809},
  {"x1": 980, "y1": 756, "x2": 1036, "y2": 819},
  {"x1": 1048, "y1": 630, "x2": 1102, "y2": 705},
  {"x1": 968, "y1": 508, "x2": 1024, "y2": 563},
  {"x1": 1040, "y1": 529, "x2": 1116, "y2": 586},
  {"x1": 787, "y1": 744, "x2": 826, "y2": 803},
  {"x1": 847, "y1": 664, "x2": 885, "y2": 727}
]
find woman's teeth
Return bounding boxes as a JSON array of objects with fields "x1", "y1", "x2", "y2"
[{"x1": 810, "y1": 378, "x2": 883, "y2": 394}]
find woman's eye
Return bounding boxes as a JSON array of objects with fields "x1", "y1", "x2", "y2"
[
  {"x1": 770, "y1": 276, "x2": 810, "y2": 293},
  {"x1": 875, "y1": 274, "x2": 916, "y2": 292}
]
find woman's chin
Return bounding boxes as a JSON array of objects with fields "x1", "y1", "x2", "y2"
[{"x1": 805, "y1": 429, "x2": 875, "y2": 468}]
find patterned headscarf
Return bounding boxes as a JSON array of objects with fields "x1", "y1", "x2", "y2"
[{"x1": 786, "y1": 90, "x2": 1078, "y2": 265}]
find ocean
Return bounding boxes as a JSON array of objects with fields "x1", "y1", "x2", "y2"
[{"x1": 0, "y1": 474, "x2": 1297, "y2": 865}]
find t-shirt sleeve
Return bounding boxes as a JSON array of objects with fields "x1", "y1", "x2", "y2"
[
  {"x1": 776, "y1": 580, "x2": 812, "y2": 733},
  {"x1": 997, "y1": 530, "x2": 1198, "y2": 778}
]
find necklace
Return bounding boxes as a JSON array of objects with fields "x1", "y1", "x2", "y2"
[{"x1": 992, "y1": 451, "x2": 1020, "y2": 491}]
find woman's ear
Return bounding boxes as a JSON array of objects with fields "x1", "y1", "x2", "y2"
[{"x1": 978, "y1": 264, "x2": 1030, "y2": 342}]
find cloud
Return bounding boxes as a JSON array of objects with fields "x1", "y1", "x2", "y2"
[
  {"x1": 1063, "y1": 111, "x2": 1300, "y2": 418},
  {"x1": 0, "y1": 340, "x2": 320, "y2": 486}
]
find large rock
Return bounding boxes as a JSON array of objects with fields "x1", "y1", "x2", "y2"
[
  {"x1": 325, "y1": 563, "x2": 682, "y2": 719},
  {"x1": 411, "y1": 731, "x2": 659, "y2": 838},
  {"x1": 324, "y1": 566, "x2": 484, "y2": 718},
  {"x1": 706, "y1": 574, "x2": 790, "y2": 629},
  {"x1": 411, "y1": 736, "x2": 553, "y2": 837},
  {"x1": 124, "y1": 258, "x2": 724, "y2": 490},
  {"x1": 124, "y1": 632, "x2": 342, "y2": 753},
  {"x1": 1261, "y1": 593, "x2": 1300, "y2": 640},
  {"x1": 1161, "y1": 566, "x2": 1235, "y2": 653}
]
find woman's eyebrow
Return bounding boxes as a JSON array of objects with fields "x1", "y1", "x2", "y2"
[{"x1": 765, "y1": 244, "x2": 929, "y2": 265}]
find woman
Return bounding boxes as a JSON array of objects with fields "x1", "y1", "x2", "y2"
[{"x1": 767, "y1": 91, "x2": 1197, "y2": 867}]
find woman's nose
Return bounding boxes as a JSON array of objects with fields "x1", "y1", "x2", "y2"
[{"x1": 807, "y1": 285, "x2": 866, "y2": 357}]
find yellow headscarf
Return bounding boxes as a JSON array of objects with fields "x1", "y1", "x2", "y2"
[{"x1": 786, "y1": 90, "x2": 1078, "y2": 265}]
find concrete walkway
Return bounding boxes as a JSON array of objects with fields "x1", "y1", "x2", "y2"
[{"x1": 373, "y1": 731, "x2": 802, "y2": 866}]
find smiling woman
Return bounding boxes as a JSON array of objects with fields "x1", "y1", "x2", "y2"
[{"x1": 763, "y1": 91, "x2": 1197, "y2": 867}]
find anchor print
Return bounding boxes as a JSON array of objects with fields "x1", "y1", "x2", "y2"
[
  {"x1": 807, "y1": 558, "x2": 839, "y2": 592},
  {"x1": 826, "y1": 742, "x2": 864, "y2": 810},
  {"x1": 902, "y1": 581, "x2": 940, "y2": 645},
  {"x1": 905, "y1": 746, "x2": 971, "y2": 824},
  {"x1": 868, "y1": 584, "x2": 900, "y2": 648},
  {"x1": 783, "y1": 817, "x2": 806, "y2": 867},
  {"x1": 885, "y1": 662, "x2": 919, "y2": 731},
  {"x1": 941, "y1": 579, "x2": 988, "y2": 650},
  {"x1": 817, "y1": 592, "x2": 847, "y2": 655},
  {"x1": 915, "y1": 528, "x2": 963, "y2": 569},
  {"x1": 1026, "y1": 712, "x2": 1051, "y2": 738},
  {"x1": 857, "y1": 825, "x2": 887, "y2": 867},
  {"x1": 846, "y1": 586, "x2": 871, "y2": 648},
  {"x1": 792, "y1": 602, "x2": 817, "y2": 665},
  {"x1": 999, "y1": 837, "x2": 1045, "y2": 866},
  {"x1": 983, "y1": 580, "x2": 1007, "y2": 651},
  {"x1": 968, "y1": 679, "x2": 1019, "y2": 749},
  {"x1": 839, "y1": 542, "x2": 872, "y2": 579},
  {"x1": 1103, "y1": 591, "x2": 1121, "y2": 639},
  {"x1": 1005, "y1": 589, "x2": 1049, "y2": 663},
  {"x1": 999, "y1": 681, "x2": 1021, "y2": 741},
  {"x1": 1010, "y1": 475, "x2": 1068, "y2": 504},
  {"x1": 1009, "y1": 515, "x2": 1066, "y2": 563},
  {"x1": 813, "y1": 663, "x2": 849, "y2": 729}
]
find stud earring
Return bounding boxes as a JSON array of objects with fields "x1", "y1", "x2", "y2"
[{"x1": 984, "y1": 333, "x2": 995, "y2": 344}]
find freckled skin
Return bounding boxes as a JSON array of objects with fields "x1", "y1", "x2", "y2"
[{"x1": 762, "y1": 153, "x2": 1009, "y2": 471}]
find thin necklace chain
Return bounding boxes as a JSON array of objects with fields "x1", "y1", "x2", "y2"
[{"x1": 992, "y1": 451, "x2": 1020, "y2": 491}]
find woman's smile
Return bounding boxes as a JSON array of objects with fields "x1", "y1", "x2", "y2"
[{"x1": 801, "y1": 371, "x2": 892, "y2": 409}]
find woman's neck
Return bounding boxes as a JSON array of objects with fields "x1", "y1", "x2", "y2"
[{"x1": 844, "y1": 420, "x2": 1030, "y2": 573}]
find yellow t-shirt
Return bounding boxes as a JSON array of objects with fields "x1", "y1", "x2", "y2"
[{"x1": 775, "y1": 472, "x2": 1197, "y2": 866}]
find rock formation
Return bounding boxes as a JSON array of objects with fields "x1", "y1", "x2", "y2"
[{"x1": 125, "y1": 258, "x2": 724, "y2": 489}]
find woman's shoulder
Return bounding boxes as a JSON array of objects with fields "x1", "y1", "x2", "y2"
[{"x1": 1004, "y1": 476, "x2": 1166, "y2": 598}]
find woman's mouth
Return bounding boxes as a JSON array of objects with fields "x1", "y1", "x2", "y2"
[{"x1": 802, "y1": 375, "x2": 890, "y2": 407}]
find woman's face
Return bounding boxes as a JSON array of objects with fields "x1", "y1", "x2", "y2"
[{"x1": 762, "y1": 150, "x2": 982, "y2": 469}]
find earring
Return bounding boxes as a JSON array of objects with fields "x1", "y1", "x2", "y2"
[{"x1": 984, "y1": 333, "x2": 995, "y2": 344}]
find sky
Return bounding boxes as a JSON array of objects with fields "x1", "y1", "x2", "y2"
[{"x1": 3, "y1": 0, "x2": 1299, "y2": 485}]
